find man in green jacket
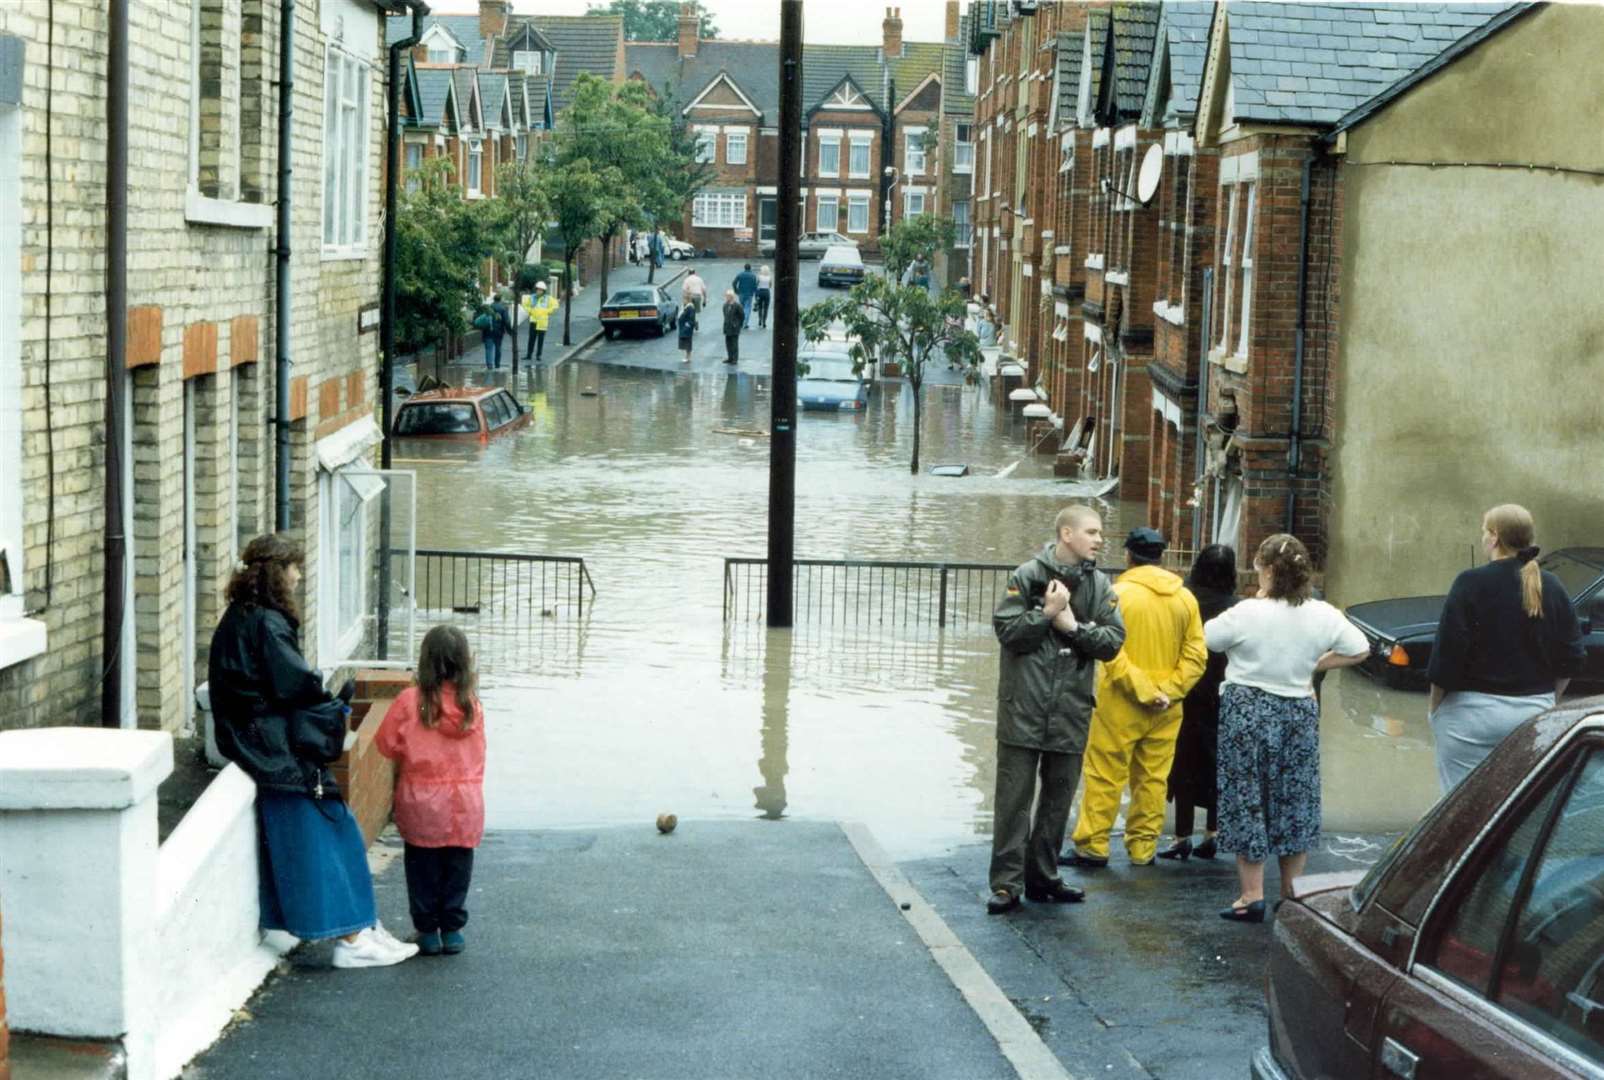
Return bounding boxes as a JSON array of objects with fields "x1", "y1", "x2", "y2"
[{"x1": 988, "y1": 505, "x2": 1126, "y2": 914}]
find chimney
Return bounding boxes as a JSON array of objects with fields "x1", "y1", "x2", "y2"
[
  {"x1": 480, "y1": 0, "x2": 509, "y2": 41},
  {"x1": 945, "y1": 1, "x2": 960, "y2": 42},
  {"x1": 678, "y1": 3, "x2": 699, "y2": 59},
  {"x1": 882, "y1": 7, "x2": 904, "y2": 59}
]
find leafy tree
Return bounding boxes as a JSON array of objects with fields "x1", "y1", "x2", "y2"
[
  {"x1": 396, "y1": 157, "x2": 492, "y2": 355},
  {"x1": 543, "y1": 156, "x2": 626, "y2": 346},
  {"x1": 639, "y1": 84, "x2": 716, "y2": 284},
  {"x1": 585, "y1": 0, "x2": 717, "y2": 41},
  {"x1": 484, "y1": 156, "x2": 549, "y2": 288},
  {"x1": 801, "y1": 275, "x2": 981, "y2": 475},
  {"x1": 880, "y1": 214, "x2": 958, "y2": 285}
]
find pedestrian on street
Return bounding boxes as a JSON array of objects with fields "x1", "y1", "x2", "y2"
[
  {"x1": 521, "y1": 281, "x2": 559, "y2": 365},
  {"x1": 958, "y1": 275, "x2": 972, "y2": 301},
  {"x1": 721, "y1": 289, "x2": 743, "y2": 364},
  {"x1": 376, "y1": 624, "x2": 486, "y2": 958},
  {"x1": 681, "y1": 268, "x2": 707, "y2": 313},
  {"x1": 1159, "y1": 544, "x2": 1241, "y2": 862},
  {"x1": 1427, "y1": 503, "x2": 1584, "y2": 793},
  {"x1": 493, "y1": 289, "x2": 515, "y2": 365},
  {"x1": 987, "y1": 505, "x2": 1126, "y2": 915},
  {"x1": 208, "y1": 534, "x2": 418, "y2": 969},
  {"x1": 976, "y1": 305, "x2": 998, "y2": 347},
  {"x1": 1067, "y1": 528, "x2": 1206, "y2": 869},
  {"x1": 733, "y1": 263, "x2": 759, "y2": 328},
  {"x1": 676, "y1": 300, "x2": 698, "y2": 363},
  {"x1": 1204, "y1": 534, "x2": 1369, "y2": 923},
  {"x1": 755, "y1": 265, "x2": 772, "y2": 329},
  {"x1": 473, "y1": 302, "x2": 501, "y2": 370}
]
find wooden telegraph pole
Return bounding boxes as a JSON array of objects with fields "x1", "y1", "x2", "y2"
[{"x1": 767, "y1": 1, "x2": 803, "y2": 627}]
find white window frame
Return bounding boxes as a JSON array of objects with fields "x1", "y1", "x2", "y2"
[
  {"x1": 694, "y1": 125, "x2": 718, "y2": 164},
  {"x1": 466, "y1": 138, "x2": 483, "y2": 197},
  {"x1": 952, "y1": 198, "x2": 971, "y2": 248},
  {"x1": 965, "y1": 56, "x2": 978, "y2": 96},
  {"x1": 321, "y1": 45, "x2": 371, "y2": 257},
  {"x1": 904, "y1": 126, "x2": 928, "y2": 176},
  {"x1": 318, "y1": 469, "x2": 370, "y2": 664},
  {"x1": 903, "y1": 188, "x2": 927, "y2": 218},
  {"x1": 817, "y1": 132, "x2": 841, "y2": 178},
  {"x1": 724, "y1": 126, "x2": 748, "y2": 166},
  {"x1": 848, "y1": 134, "x2": 872, "y2": 180},
  {"x1": 511, "y1": 49, "x2": 542, "y2": 75},
  {"x1": 692, "y1": 192, "x2": 747, "y2": 229},
  {"x1": 1236, "y1": 182, "x2": 1257, "y2": 359},
  {"x1": 815, "y1": 194, "x2": 839, "y2": 233},
  {"x1": 0, "y1": 100, "x2": 38, "y2": 649},
  {"x1": 954, "y1": 123, "x2": 973, "y2": 173},
  {"x1": 846, "y1": 192, "x2": 870, "y2": 234},
  {"x1": 1218, "y1": 184, "x2": 1239, "y2": 354}
]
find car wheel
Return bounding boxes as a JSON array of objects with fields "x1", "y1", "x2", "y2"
[
  {"x1": 603, "y1": 327, "x2": 615, "y2": 340},
  {"x1": 670, "y1": 250, "x2": 683, "y2": 261},
  {"x1": 654, "y1": 317, "x2": 667, "y2": 338}
]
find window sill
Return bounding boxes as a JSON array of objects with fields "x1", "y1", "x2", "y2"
[
  {"x1": 320, "y1": 246, "x2": 368, "y2": 263},
  {"x1": 1152, "y1": 300, "x2": 1185, "y2": 326},
  {"x1": 1106, "y1": 269, "x2": 1129, "y2": 286},
  {"x1": 185, "y1": 190, "x2": 273, "y2": 230},
  {"x1": 1084, "y1": 254, "x2": 1104, "y2": 270},
  {"x1": 0, "y1": 615, "x2": 47, "y2": 672},
  {"x1": 1207, "y1": 345, "x2": 1248, "y2": 374}
]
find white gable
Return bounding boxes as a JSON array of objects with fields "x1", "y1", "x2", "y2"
[{"x1": 824, "y1": 80, "x2": 872, "y2": 110}]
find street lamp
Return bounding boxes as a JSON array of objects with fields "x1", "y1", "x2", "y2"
[{"x1": 882, "y1": 166, "x2": 900, "y2": 278}]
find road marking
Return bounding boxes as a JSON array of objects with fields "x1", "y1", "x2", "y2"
[{"x1": 840, "y1": 821, "x2": 1077, "y2": 1080}]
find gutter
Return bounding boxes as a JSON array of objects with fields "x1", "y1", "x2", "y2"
[
  {"x1": 1286, "y1": 151, "x2": 1313, "y2": 532},
  {"x1": 274, "y1": 0, "x2": 295, "y2": 530},
  {"x1": 101, "y1": 0, "x2": 128, "y2": 726}
]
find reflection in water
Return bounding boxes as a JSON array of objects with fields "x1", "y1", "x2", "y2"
[{"x1": 411, "y1": 361, "x2": 1441, "y2": 858}]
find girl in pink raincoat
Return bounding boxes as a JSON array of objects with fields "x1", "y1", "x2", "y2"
[{"x1": 375, "y1": 624, "x2": 486, "y2": 957}]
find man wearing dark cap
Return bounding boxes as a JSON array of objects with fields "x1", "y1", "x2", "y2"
[{"x1": 1067, "y1": 527, "x2": 1208, "y2": 868}]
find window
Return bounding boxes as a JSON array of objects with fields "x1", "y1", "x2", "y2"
[
  {"x1": 427, "y1": 44, "x2": 455, "y2": 63},
  {"x1": 467, "y1": 140, "x2": 483, "y2": 197},
  {"x1": 694, "y1": 126, "x2": 717, "y2": 164},
  {"x1": 319, "y1": 466, "x2": 386, "y2": 662},
  {"x1": 905, "y1": 126, "x2": 928, "y2": 175},
  {"x1": 404, "y1": 142, "x2": 423, "y2": 193},
  {"x1": 692, "y1": 192, "x2": 746, "y2": 229},
  {"x1": 847, "y1": 193, "x2": 870, "y2": 234},
  {"x1": 1217, "y1": 184, "x2": 1239, "y2": 353},
  {"x1": 516, "y1": 133, "x2": 527, "y2": 162},
  {"x1": 322, "y1": 46, "x2": 370, "y2": 253},
  {"x1": 954, "y1": 123, "x2": 973, "y2": 173},
  {"x1": 848, "y1": 135, "x2": 871, "y2": 179},
  {"x1": 725, "y1": 128, "x2": 748, "y2": 166},
  {"x1": 816, "y1": 195, "x2": 839, "y2": 233},
  {"x1": 965, "y1": 56, "x2": 978, "y2": 96},
  {"x1": 904, "y1": 189, "x2": 926, "y2": 218},
  {"x1": 1235, "y1": 182, "x2": 1256, "y2": 357},
  {"x1": 818, "y1": 135, "x2": 841, "y2": 177},
  {"x1": 953, "y1": 199, "x2": 971, "y2": 248},
  {"x1": 511, "y1": 50, "x2": 541, "y2": 75},
  {"x1": 982, "y1": 127, "x2": 992, "y2": 192}
]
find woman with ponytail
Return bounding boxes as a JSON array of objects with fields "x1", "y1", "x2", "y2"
[{"x1": 1427, "y1": 504, "x2": 1585, "y2": 793}]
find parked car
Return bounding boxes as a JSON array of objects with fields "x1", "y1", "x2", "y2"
[
  {"x1": 760, "y1": 232, "x2": 859, "y2": 259},
  {"x1": 392, "y1": 386, "x2": 529, "y2": 441},
  {"x1": 1254, "y1": 701, "x2": 1604, "y2": 1079},
  {"x1": 817, "y1": 245, "x2": 867, "y2": 288},
  {"x1": 599, "y1": 286, "x2": 680, "y2": 338},
  {"x1": 1345, "y1": 548, "x2": 1604, "y2": 690},
  {"x1": 660, "y1": 234, "x2": 696, "y2": 260},
  {"x1": 797, "y1": 349, "x2": 869, "y2": 412}
]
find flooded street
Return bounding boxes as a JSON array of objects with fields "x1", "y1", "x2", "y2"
[{"x1": 394, "y1": 343, "x2": 1439, "y2": 859}]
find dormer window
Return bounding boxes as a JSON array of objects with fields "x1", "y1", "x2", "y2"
[
  {"x1": 421, "y1": 26, "x2": 462, "y2": 65},
  {"x1": 512, "y1": 50, "x2": 542, "y2": 76}
]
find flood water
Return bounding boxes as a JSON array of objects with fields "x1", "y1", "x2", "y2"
[{"x1": 391, "y1": 358, "x2": 1440, "y2": 859}]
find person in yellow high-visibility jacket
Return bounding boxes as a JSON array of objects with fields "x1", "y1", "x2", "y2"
[
  {"x1": 1067, "y1": 528, "x2": 1207, "y2": 867},
  {"x1": 521, "y1": 281, "x2": 560, "y2": 364}
]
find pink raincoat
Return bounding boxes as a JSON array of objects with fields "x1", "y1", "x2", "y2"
[{"x1": 374, "y1": 684, "x2": 486, "y2": 848}]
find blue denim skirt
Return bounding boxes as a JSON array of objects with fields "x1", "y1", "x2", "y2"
[{"x1": 256, "y1": 790, "x2": 377, "y2": 941}]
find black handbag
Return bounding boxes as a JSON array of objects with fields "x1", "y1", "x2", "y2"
[{"x1": 289, "y1": 699, "x2": 349, "y2": 765}]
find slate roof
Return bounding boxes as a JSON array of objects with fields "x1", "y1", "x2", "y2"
[
  {"x1": 1220, "y1": 1, "x2": 1523, "y2": 126},
  {"x1": 531, "y1": 15, "x2": 625, "y2": 113},
  {"x1": 412, "y1": 67, "x2": 456, "y2": 128},
  {"x1": 1082, "y1": 9, "x2": 1109, "y2": 121},
  {"x1": 479, "y1": 72, "x2": 508, "y2": 129},
  {"x1": 802, "y1": 41, "x2": 946, "y2": 116},
  {"x1": 1110, "y1": 4, "x2": 1162, "y2": 119},
  {"x1": 1142, "y1": 1, "x2": 1216, "y2": 125},
  {"x1": 386, "y1": 14, "x2": 492, "y2": 67},
  {"x1": 489, "y1": 21, "x2": 557, "y2": 70},
  {"x1": 887, "y1": 41, "x2": 947, "y2": 106},
  {"x1": 942, "y1": 11, "x2": 975, "y2": 117},
  {"x1": 626, "y1": 41, "x2": 782, "y2": 120},
  {"x1": 452, "y1": 66, "x2": 480, "y2": 130},
  {"x1": 1054, "y1": 32, "x2": 1084, "y2": 131}
]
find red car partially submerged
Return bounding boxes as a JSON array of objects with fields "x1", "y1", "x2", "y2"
[
  {"x1": 1258, "y1": 701, "x2": 1604, "y2": 1079},
  {"x1": 392, "y1": 387, "x2": 529, "y2": 441}
]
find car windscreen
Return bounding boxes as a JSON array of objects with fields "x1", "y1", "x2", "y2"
[
  {"x1": 609, "y1": 290, "x2": 655, "y2": 306},
  {"x1": 801, "y1": 357, "x2": 857, "y2": 382},
  {"x1": 1542, "y1": 551, "x2": 1603, "y2": 600},
  {"x1": 396, "y1": 402, "x2": 480, "y2": 435}
]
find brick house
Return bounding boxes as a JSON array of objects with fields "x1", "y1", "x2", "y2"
[
  {"x1": 938, "y1": 4, "x2": 978, "y2": 286},
  {"x1": 0, "y1": 0, "x2": 410, "y2": 732}
]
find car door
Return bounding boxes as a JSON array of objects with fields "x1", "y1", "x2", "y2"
[{"x1": 1372, "y1": 743, "x2": 1604, "y2": 1079}]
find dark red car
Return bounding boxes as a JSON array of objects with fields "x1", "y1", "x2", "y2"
[
  {"x1": 1259, "y1": 701, "x2": 1604, "y2": 1079},
  {"x1": 391, "y1": 387, "x2": 529, "y2": 441}
]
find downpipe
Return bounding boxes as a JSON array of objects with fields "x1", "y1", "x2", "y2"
[
  {"x1": 274, "y1": 0, "x2": 294, "y2": 531},
  {"x1": 101, "y1": 0, "x2": 129, "y2": 726},
  {"x1": 1285, "y1": 152, "x2": 1313, "y2": 532}
]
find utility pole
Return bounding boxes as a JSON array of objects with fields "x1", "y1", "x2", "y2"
[{"x1": 766, "y1": 0, "x2": 803, "y2": 628}]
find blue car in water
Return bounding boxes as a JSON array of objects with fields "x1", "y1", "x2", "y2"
[{"x1": 797, "y1": 349, "x2": 869, "y2": 412}]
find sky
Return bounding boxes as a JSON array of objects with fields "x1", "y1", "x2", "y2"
[{"x1": 430, "y1": 0, "x2": 955, "y2": 46}]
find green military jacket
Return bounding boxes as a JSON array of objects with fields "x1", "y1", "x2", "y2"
[{"x1": 993, "y1": 543, "x2": 1126, "y2": 754}]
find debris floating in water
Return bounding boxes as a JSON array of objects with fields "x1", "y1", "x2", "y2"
[
  {"x1": 929, "y1": 464, "x2": 970, "y2": 477},
  {"x1": 712, "y1": 426, "x2": 769, "y2": 438},
  {"x1": 656, "y1": 813, "x2": 678, "y2": 834}
]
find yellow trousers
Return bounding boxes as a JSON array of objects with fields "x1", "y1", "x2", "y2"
[{"x1": 1070, "y1": 703, "x2": 1182, "y2": 863}]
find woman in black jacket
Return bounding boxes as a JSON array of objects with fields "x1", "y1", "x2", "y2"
[{"x1": 209, "y1": 534, "x2": 416, "y2": 968}]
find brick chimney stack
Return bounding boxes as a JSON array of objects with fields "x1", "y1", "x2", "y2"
[
  {"x1": 480, "y1": 0, "x2": 509, "y2": 40},
  {"x1": 945, "y1": 1, "x2": 960, "y2": 42},
  {"x1": 882, "y1": 7, "x2": 904, "y2": 59},
  {"x1": 678, "y1": 3, "x2": 699, "y2": 59}
]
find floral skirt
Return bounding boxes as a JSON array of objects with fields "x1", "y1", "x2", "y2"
[{"x1": 1216, "y1": 684, "x2": 1322, "y2": 861}]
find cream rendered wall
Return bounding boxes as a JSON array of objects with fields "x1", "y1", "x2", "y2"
[{"x1": 1327, "y1": 5, "x2": 1604, "y2": 604}]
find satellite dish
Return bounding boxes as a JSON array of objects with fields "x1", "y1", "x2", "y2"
[{"x1": 1135, "y1": 144, "x2": 1164, "y2": 206}]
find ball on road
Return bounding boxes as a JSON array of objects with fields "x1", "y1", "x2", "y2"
[{"x1": 655, "y1": 813, "x2": 678, "y2": 834}]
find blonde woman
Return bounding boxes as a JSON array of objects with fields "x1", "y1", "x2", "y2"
[{"x1": 1427, "y1": 504, "x2": 1584, "y2": 793}]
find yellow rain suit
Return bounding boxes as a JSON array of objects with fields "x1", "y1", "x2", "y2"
[
  {"x1": 1070, "y1": 563, "x2": 1207, "y2": 864},
  {"x1": 522, "y1": 291, "x2": 559, "y2": 331}
]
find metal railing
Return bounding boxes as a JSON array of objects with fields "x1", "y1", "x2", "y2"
[{"x1": 404, "y1": 548, "x2": 597, "y2": 617}]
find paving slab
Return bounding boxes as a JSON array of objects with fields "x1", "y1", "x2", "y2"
[{"x1": 184, "y1": 822, "x2": 1022, "y2": 1080}]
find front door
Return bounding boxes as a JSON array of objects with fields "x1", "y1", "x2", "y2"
[{"x1": 759, "y1": 197, "x2": 777, "y2": 244}]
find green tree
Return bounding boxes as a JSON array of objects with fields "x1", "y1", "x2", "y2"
[
  {"x1": 396, "y1": 157, "x2": 492, "y2": 355},
  {"x1": 639, "y1": 84, "x2": 716, "y2": 284},
  {"x1": 585, "y1": 0, "x2": 717, "y2": 41},
  {"x1": 484, "y1": 156, "x2": 550, "y2": 288},
  {"x1": 543, "y1": 156, "x2": 626, "y2": 346},
  {"x1": 801, "y1": 275, "x2": 981, "y2": 475},
  {"x1": 880, "y1": 214, "x2": 958, "y2": 284}
]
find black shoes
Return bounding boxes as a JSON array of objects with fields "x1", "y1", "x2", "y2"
[
  {"x1": 986, "y1": 890, "x2": 1022, "y2": 915},
  {"x1": 1219, "y1": 900, "x2": 1266, "y2": 924},
  {"x1": 1194, "y1": 836, "x2": 1218, "y2": 860},
  {"x1": 1058, "y1": 851, "x2": 1109, "y2": 869},
  {"x1": 1025, "y1": 879, "x2": 1086, "y2": 904},
  {"x1": 1158, "y1": 838, "x2": 1193, "y2": 861}
]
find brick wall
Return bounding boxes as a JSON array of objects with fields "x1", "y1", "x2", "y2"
[{"x1": 683, "y1": 106, "x2": 761, "y2": 258}]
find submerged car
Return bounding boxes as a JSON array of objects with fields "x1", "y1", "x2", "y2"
[
  {"x1": 797, "y1": 350, "x2": 869, "y2": 412},
  {"x1": 817, "y1": 244, "x2": 866, "y2": 288},
  {"x1": 1255, "y1": 701, "x2": 1604, "y2": 1079},
  {"x1": 599, "y1": 286, "x2": 680, "y2": 339},
  {"x1": 392, "y1": 386, "x2": 529, "y2": 441},
  {"x1": 1345, "y1": 548, "x2": 1604, "y2": 690}
]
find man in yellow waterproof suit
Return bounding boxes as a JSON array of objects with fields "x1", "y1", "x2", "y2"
[
  {"x1": 521, "y1": 280, "x2": 560, "y2": 365},
  {"x1": 1066, "y1": 527, "x2": 1207, "y2": 868}
]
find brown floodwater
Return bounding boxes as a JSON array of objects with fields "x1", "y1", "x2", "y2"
[{"x1": 393, "y1": 358, "x2": 1439, "y2": 859}]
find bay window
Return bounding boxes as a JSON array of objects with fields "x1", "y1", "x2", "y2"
[{"x1": 692, "y1": 191, "x2": 747, "y2": 229}]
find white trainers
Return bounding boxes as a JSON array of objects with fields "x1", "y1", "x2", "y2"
[
  {"x1": 371, "y1": 920, "x2": 412, "y2": 953},
  {"x1": 332, "y1": 927, "x2": 418, "y2": 968}
]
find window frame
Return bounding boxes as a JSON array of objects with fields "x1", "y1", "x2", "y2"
[
  {"x1": 0, "y1": 100, "x2": 30, "y2": 632},
  {"x1": 694, "y1": 125, "x2": 718, "y2": 165},
  {"x1": 904, "y1": 126, "x2": 928, "y2": 176},
  {"x1": 965, "y1": 56, "x2": 979, "y2": 96},
  {"x1": 817, "y1": 134, "x2": 842, "y2": 178},
  {"x1": 1217, "y1": 184, "x2": 1239, "y2": 354},
  {"x1": 903, "y1": 188, "x2": 926, "y2": 218},
  {"x1": 1235, "y1": 182, "x2": 1256, "y2": 359},
  {"x1": 466, "y1": 138, "x2": 484, "y2": 197},
  {"x1": 321, "y1": 44, "x2": 371, "y2": 258},
  {"x1": 692, "y1": 192, "x2": 747, "y2": 230},
  {"x1": 511, "y1": 49, "x2": 542, "y2": 76},
  {"x1": 724, "y1": 126, "x2": 748, "y2": 166},
  {"x1": 952, "y1": 198, "x2": 971, "y2": 248},
  {"x1": 848, "y1": 133, "x2": 872, "y2": 179},
  {"x1": 846, "y1": 192, "x2": 870, "y2": 235},
  {"x1": 815, "y1": 195, "x2": 839, "y2": 233},
  {"x1": 954, "y1": 123, "x2": 974, "y2": 173}
]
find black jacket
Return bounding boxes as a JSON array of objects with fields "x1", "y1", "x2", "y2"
[
  {"x1": 208, "y1": 601, "x2": 345, "y2": 796},
  {"x1": 723, "y1": 300, "x2": 744, "y2": 335}
]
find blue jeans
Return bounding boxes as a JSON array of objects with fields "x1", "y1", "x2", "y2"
[
  {"x1": 740, "y1": 294, "x2": 754, "y2": 328},
  {"x1": 484, "y1": 335, "x2": 501, "y2": 369}
]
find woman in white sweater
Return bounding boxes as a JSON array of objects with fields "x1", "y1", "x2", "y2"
[{"x1": 1203, "y1": 534, "x2": 1369, "y2": 923}]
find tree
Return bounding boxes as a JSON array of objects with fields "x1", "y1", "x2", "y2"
[
  {"x1": 585, "y1": 0, "x2": 717, "y2": 41},
  {"x1": 801, "y1": 272, "x2": 981, "y2": 475},
  {"x1": 543, "y1": 156, "x2": 626, "y2": 346},
  {"x1": 484, "y1": 156, "x2": 549, "y2": 286},
  {"x1": 396, "y1": 157, "x2": 493, "y2": 356},
  {"x1": 639, "y1": 84, "x2": 716, "y2": 284},
  {"x1": 880, "y1": 213, "x2": 957, "y2": 284}
]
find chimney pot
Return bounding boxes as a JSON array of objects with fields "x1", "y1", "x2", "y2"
[
  {"x1": 678, "y1": 2, "x2": 699, "y2": 58},
  {"x1": 479, "y1": 0, "x2": 509, "y2": 41},
  {"x1": 882, "y1": 6, "x2": 904, "y2": 59}
]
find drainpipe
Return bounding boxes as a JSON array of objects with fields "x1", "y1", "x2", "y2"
[
  {"x1": 101, "y1": 0, "x2": 129, "y2": 727},
  {"x1": 1285, "y1": 151, "x2": 1313, "y2": 532},
  {"x1": 274, "y1": 0, "x2": 294, "y2": 531},
  {"x1": 1191, "y1": 266, "x2": 1213, "y2": 547}
]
